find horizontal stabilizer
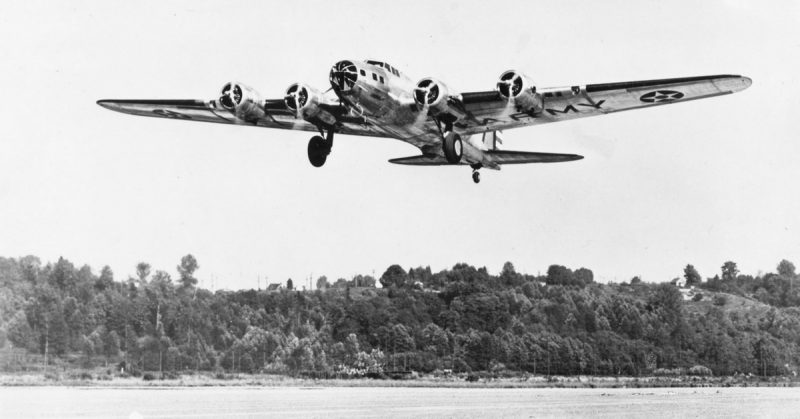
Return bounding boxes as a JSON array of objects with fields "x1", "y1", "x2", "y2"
[
  {"x1": 388, "y1": 154, "x2": 449, "y2": 166},
  {"x1": 389, "y1": 150, "x2": 583, "y2": 166},
  {"x1": 487, "y1": 150, "x2": 583, "y2": 164}
]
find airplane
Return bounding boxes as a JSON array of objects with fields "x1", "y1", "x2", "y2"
[{"x1": 97, "y1": 60, "x2": 751, "y2": 183}]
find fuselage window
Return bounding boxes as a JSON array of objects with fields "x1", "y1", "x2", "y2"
[
  {"x1": 372, "y1": 73, "x2": 377, "y2": 81},
  {"x1": 360, "y1": 69, "x2": 366, "y2": 76},
  {"x1": 379, "y1": 76, "x2": 385, "y2": 84}
]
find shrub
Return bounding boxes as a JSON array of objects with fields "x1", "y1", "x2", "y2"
[
  {"x1": 161, "y1": 371, "x2": 179, "y2": 380},
  {"x1": 688, "y1": 365, "x2": 713, "y2": 376},
  {"x1": 142, "y1": 373, "x2": 156, "y2": 381},
  {"x1": 66, "y1": 371, "x2": 93, "y2": 381},
  {"x1": 713, "y1": 295, "x2": 727, "y2": 306},
  {"x1": 653, "y1": 368, "x2": 683, "y2": 376},
  {"x1": 692, "y1": 293, "x2": 704, "y2": 302}
]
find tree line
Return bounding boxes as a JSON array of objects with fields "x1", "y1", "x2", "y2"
[{"x1": 0, "y1": 255, "x2": 798, "y2": 378}]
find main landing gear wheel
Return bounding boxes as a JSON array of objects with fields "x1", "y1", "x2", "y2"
[
  {"x1": 472, "y1": 170, "x2": 481, "y2": 184},
  {"x1": 307, "y1": 135, "x2": 330, "y2": 167},
  {"x1": 443, "y1": 132, "x2": 463, "y2": 164}
]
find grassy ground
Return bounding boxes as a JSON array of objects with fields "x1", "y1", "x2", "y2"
[{"x1": 1, "y1": 371, "x2": 797, "y2": 388}]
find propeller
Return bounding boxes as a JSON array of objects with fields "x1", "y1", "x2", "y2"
[
  {"x1": 284, "y1": 84, "x2": 309, "y2": 118},
  {"x1": 329, "y1": 61, "x2": 358, "y2": 91},
  {"x1": 497, "y1": 72, "x2": 523, "y2": 99},
  {"x1": 414, "y1": 79, "x2": 440, "y2": 106},
  {"x1": 411, "y1": 79, "x2": 439, "y2": 127},
  {"x1": 220, "y1": 83, "x2": 243, "y2": 109}
]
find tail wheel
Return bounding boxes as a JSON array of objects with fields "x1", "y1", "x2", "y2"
[
  {"x1": 443, "y1": 133, "x2": 463, "y2": 164},
  {"x1": 472, "y1": 171, "x2": 481, "y2": 184},
  {"x1": 307, "y1": 135, "x2": 329, "y2": 167}
]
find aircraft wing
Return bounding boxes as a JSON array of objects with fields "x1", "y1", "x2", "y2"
[
  {"x1": 456, "y1": 74, "x2": 752, "y2": 135},
  {"x1": 96, "y1": 98, "x2": 386, "y2": 138}
]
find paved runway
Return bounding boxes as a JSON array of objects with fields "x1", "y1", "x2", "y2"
[{"x1": 1, "y1": 386, "x2": 798, "y2": 418}]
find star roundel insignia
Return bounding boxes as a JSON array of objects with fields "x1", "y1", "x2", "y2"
[{"x1": 639, "y1": 90, "x2": 685, "y2": 103}]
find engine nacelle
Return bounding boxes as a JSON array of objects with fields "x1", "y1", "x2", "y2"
[
  {"x1": 413, "y1": 78, "x2": 466, "y2": 121},
  {"x1": 496, "y1": 70, "x2": 543, "y2": 114},
  {"x1": 284, "y1": 83, "x2": 337, "y2": 126},
  {"x1": 219, "y1": 82, "x2": 265, "y2": 122}
]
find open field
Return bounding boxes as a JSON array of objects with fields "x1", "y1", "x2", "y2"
[{"x1": 1, "y1": 386, "x2": 799, "y2": 418}]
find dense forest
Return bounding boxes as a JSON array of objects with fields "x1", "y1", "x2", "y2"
[{"x1": 1, "y1": 255, "x2": 799, "y2": 379}]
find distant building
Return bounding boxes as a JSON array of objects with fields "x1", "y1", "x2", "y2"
[
  {"x1": 266, "y1": 283, "x2": 283, "y2": 293},
  {"x1": 670, "y1": 277, "x2": 698, "y2": 300},
  {"x1": 671, "y1": 277, "x2": 687, "y2": 288}
]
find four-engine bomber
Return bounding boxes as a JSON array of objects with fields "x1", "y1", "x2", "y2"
[{"x1": 98, "y1": 60, "x2": 751, "y2": 183}]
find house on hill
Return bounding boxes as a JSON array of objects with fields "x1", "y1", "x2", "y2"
[
  {"x1": 266, "y1": 283, "x2": 283, "y2": 293},
  {"x1": 670, "y1": 277, "x2": 697, "y2": 300},
  {"x1": 671, "y1": 277, "x2": 687, "y2": 288}
]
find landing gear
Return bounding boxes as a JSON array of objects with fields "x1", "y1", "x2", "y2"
[
  {"x1": 307, "y1": 129, "x2": 334, "y2": 167},
  {"x1": 433, "y1": 118, "x2": 463, "y2": 165},
  {"x1": 443, "y1": 131, "x2": 463, "y2": 164},
  {"x1": 472, "y1": 170, "x2": 481, "y2": 184},
  {"x1": 471, "y1": 164, "x2": 482, "y2": 184},
  {"x1": 307, "y1": 136, "x2": 328, "y2": 167}
]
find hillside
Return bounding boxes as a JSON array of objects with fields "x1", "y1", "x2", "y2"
[{"x1": 1, "y1": 256, "x2": 799, "y2": 379}]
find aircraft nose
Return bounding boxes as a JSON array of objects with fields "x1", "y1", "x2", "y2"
[{"x1": 329, "y1": 60, "x2": 358, "y2": 92}]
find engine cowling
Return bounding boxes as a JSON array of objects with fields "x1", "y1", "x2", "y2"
[
  {"x1": 219, "y1": 82, "x2": 265, "y2": 122},
  {"x1": 413, "y1": 78, "x2": 466, "y2": 121},
  {"x1": 284, "y1": 83, "x2": 337, "y2": 126},
  {"x1": 496, "y1": 70, "x2": 543, "y2": 114}
]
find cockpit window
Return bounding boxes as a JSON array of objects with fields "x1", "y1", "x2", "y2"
[{"x1": 366, "y1": 60, "x2": 400, "y2": 77}]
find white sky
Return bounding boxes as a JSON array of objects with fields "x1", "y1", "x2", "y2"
[{"x1": 1, "y1": 0, "x2": 798, "y2": 289}]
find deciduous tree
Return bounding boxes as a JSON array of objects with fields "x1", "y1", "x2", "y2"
[
  {"x1": 683, "y1": 264, "x2": 702, "y2": 287},
  {"x1": 177, "y1": 255, "x2": 199, "y2": 288},
  {"x1": 721, "y1": 261, "x2": 739, "y2": 282}
]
